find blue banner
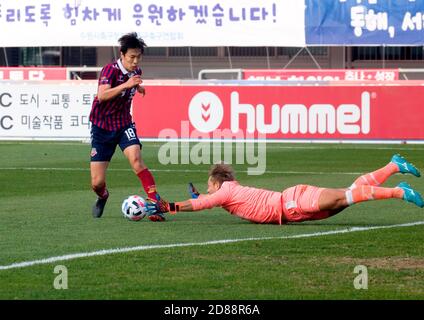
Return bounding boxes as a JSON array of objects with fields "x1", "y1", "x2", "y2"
[{"x1": 306, "y1": 0, "x2": 424, "y2": 45}]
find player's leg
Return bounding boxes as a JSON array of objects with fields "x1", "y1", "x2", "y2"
[
  {"x1": 344, "y1": 183, "x2": 424, "y2": 208},
  {"x1": 119, "y1": 125, "x2": 157, "y2": 200},
  {"x1": 350, "y1": 154, "x2": 420, "y2": 189},
  {"x1": 90, "y1": 125, "x2": 116, "y2": 218},
  {"x1": 119, "y1": 125, "x2": 165, "y2": 221},
  {"x1": 314, "y1": 180, "x2": 424, "y2": 214},
  {"x1": 91, "y1": 161, "x2": 110, "y2": 218},
  {"x1": 300, "y1": 186, "x2": 348, "y2": 220},
  {"x1": 305, "y1": 183, "x2": 423, "y2": 220},
  {"x1": 285, "y1": 182, "x2": 424, "y2": 224},
  {"x1": 123, "y1": 145, "x2": 166, "y2": 222},
  {"x1": 320, "y1": 186, "x2": 405, "y2": 210},
  {"x1": 123, "y1": 144, "x2": 157, "y2": 198},
  {"x1": 317, "y1": 188, "x2": 349, "y2": 212}
]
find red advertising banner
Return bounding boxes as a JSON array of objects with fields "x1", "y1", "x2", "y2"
[
  {"x1": 243, "y1": 69, "x2": 399, "y2": 81},
  {"x1": 0, "y1": 67, "x2": 67, "y2": 81},
  {"x1": 132, "y1": 84, "x2": 424, "y2": 141}
]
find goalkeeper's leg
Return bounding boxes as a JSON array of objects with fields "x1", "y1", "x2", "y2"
[
  {"x1": 320, "y1": 184, "x2": 423, "y2": 210},
  {"x1": 350, "y1": 154, "x2": 420, "y2": 189},
  {"x1": 284, "y1": 178, "x2": 424, "y2": 223}
]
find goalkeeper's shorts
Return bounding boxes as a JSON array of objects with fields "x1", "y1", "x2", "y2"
[{"x1": 282, "y1": 185, "x2": 330, "y2": 223}]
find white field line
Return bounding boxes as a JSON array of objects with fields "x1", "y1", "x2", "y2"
[
  {"x1": 144, "y1": 143, "x2": 424, "y2": 150},
  {"x1": 1, "y1": 221, "x2": 423, "y2": 271},
  {"x1": 156, "y1": 144, "x2": 424, "y2": 150},
  {"x1": 0, "y1": 167, "x2": 364, "y2": 175},
  {"x1": 2, "y1": 141, "x2": 423, "y2": 150}
]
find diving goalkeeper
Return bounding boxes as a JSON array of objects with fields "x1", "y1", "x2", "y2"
[{"x1": 147, "y1": 154, "x2": 423, "y2": 224}]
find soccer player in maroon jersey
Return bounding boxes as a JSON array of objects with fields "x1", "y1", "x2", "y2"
[{"x1": 89, "y1": 32, "x2": 166, "y2": 221}]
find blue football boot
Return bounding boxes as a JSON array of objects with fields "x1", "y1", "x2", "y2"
[
  {"x1": 397, "y1": 182, "x2": 424, "y2": 208},
  {"x1": 391, "y1": 154, "x2": 421, "y2": 177}
]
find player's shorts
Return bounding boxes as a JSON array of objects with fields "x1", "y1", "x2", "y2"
[
  {"x1": 281, "y1": 184, "x2": 331, "y2": 223},
  {"x1": 90, "y1": 123, "x2": 142, "y2": 162}
]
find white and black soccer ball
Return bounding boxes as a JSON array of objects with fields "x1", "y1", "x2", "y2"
[{"x1": 121, "y1": 195, "x2": 147, "y2": 221}]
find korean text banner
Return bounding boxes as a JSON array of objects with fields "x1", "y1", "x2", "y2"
[
  {"x1": 0, "y1": 82, "x2": 95, "y2": 138},
  {"x1": 306, "y1": 0, "x2": 424, "y2": 45},
  {"x1": 0, "y1": 0, "x2": 305, "y2": 47}
]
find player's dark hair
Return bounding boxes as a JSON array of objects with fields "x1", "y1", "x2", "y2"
[
  {"x1": 209, "y1": 163, "x2": 235, "y2": 185},
  {"x1": 118, "y1": 32, "x2": 147, "y2": 55}
]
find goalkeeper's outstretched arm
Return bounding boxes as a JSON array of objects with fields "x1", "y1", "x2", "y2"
[
  {"x1": 167, "y1": 200, "x2": 194, "y2": 213},
  {"x1": 168, "y1": 188, "x2": 226, "y2": 213},
  {"x1": 146, "y1": 182, "x2": 228, "y2": 216}
]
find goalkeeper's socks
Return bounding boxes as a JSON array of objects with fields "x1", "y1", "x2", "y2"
[
  {"x1": 345, "y1": 185, "x2": 403, "y2": 205},
  {"x1": 349, "y1": 162, "x2": 398, "y2": 189},
  {"x1": 137, "y1": 168, "x2": 157, "y2": 199}
]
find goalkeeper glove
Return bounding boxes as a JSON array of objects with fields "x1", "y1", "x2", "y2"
[
  {"x1": 145, "y1": 194, "x2": 168, "y2": 221},
  {"x1": 188, "y1": 182, "x2": 200, "y2": 199},
  {"x1": 146, "y1": 194, "x2": 182, "y2": 215},
  {"x1": 145, "y1": 198, "x2": 159, "y2": 215}
]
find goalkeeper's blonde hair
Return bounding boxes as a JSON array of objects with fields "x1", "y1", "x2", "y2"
[{"x1": 209, "y1": 162, "x2": 235, "y2": 186}]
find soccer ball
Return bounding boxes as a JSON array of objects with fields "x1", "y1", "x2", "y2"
[{"x1": 121, "y1": 195, "x2": 147, "y2": 221}]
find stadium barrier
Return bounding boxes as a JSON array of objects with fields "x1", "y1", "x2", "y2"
[
  {"x1": 198, "y1": 68, "x2": 424, "y2": 81},
  {"x1": 0, "y1": 81, "x2": 96, "y2": 140},
  {"x1": 242, "y1": 69, "x2": 400, "y2": 81},
  {"x1": 1, "y1": 67, "x2": 422, "y2": 82},
  {"x1": 0, "y1": 67, "x2": 102, "y2": 81},
  {"x1": 1, "y1": 79, "x2": 424, "y2": 143}
]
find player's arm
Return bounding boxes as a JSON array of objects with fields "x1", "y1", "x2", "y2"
[
  {"x1": 97, "y1": 76, "x2": 143, "y2": 102},
  {"x1": 168, "y1": 200, "x2": 194, "y2": 213},
  {"x1": 162, "y1": 197, "x2": 214, "y2": 214},
  {"x1": 146, "y1": 183, "x2": 228, "y2": 216},
  {"x1": 145, "y1": 198, "x2": 193, "y2": 216}
]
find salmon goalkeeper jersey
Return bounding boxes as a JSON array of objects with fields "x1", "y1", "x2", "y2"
[{"x1": 189, "y1": 181, "x2": 283, "y2": 224}]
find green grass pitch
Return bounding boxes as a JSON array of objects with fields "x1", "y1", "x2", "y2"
[{"x1": 0, "y1": 141, "x2": 423, "y2": 299}]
